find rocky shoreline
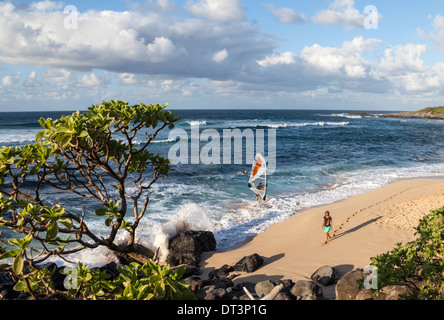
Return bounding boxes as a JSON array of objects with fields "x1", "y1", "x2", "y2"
[
  {"x1": 378, "y1": 111, "x2": 444, "y2": 120},
  {"x1": 0, "y1": 230, "x2": 413, "y2": 301}
]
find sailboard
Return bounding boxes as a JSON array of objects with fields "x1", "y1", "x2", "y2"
[{"x1": 248, "y1": 153, "x2": 268, "y2": 201}]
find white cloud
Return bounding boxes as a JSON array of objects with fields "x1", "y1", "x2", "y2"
[
  {"x1": 0, "y1": 2, "x2": 269, "y2": 80},
  {"x1": 30, "y1": 0, "x2": 63, "y2": 12},
  {"x1": 265, "y1": 4, "x2": 307, "y2": 24},
  {"x1": 184, "y1": 0, "x2": 245, "y2": 22},
  {"x1": 212, "y1": 49, "x2": 228, "y2": 63},
  {"x1": 146, "y1": 37, "x2": 186, "y2": 63},
  {"x1": 2, "y1": 1, "x2": 444, "y2": 110},
  {"x1": 78, "y1": 73, "x2": 101, "y2": 87},
  {"x1": 375, "y1": 44, "x2": 444, "y2": 93},
  {"x1": 117, "y1": 73, "x2": 139, "y2": 85},
  {"x1": 312, "y1": 0, "x2": 365, "y2": 29},
  {"x1": 41, "y1": 68, "x2": 72, "y2": 86},
  {"x1": 418, "y1": 14, "x2": 444, "y2": 51},
  {"x1": 257, "y1": 52, "x2": 298, "y2": 67},
  {"x1": 379, "y1": 44, "x2": 428, "y2": 74},
  {"x1": 300, "y1": 36, "x2": 381, "y2": 78},
  {"x1": 23, "y1": 70, "x2": 39, "y2": 87},
  {"x1": 1, "y1": 72, "x2": 21, "y2": 86}
]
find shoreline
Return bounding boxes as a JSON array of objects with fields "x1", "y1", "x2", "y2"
[
  {"x1": 200, "y1": 178, "x2": 444, "y2": 298},
  {"x1": 214, "y1": 174, "x2": 444, "y2": 253},
  {"x1": 378, "y1": 111, "x2": 444, "y2": 120}
]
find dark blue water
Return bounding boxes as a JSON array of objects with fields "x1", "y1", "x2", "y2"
[{"x1": 1, "y1": 109, "x2": 444, "y2": 264}]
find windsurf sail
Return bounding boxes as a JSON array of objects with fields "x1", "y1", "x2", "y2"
[{"x1": 248, "y1": 153, "x2": 268, "y2": 201}]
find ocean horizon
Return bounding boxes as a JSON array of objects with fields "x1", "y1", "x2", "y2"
[{"x1": 2, "y1": 108, "x2": 444, "y2": 266}]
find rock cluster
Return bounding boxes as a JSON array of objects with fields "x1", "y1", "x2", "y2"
[
  {"x1": 169, "y1": 232, "x2": 413, "y2": 301},
  {"x1": 185, "y1": 260, "x2": 337, "y2": 301},
  {"x1": 0, "y1": 230, "x2": 416, "y2": 300}
]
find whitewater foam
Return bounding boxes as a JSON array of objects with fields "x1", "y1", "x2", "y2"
[
  {"x1": 136, "y1": 203, "x2": 215, "y2": 262},
  {"x1": 0, "y1": 130, "x2": 39, "y2": 145},
  {"x1": 229, "y1": 121, "x2": 350, "y2": 129},
  {"x1": 186, "y1": 120, "x2": 207, "y2": 126}
]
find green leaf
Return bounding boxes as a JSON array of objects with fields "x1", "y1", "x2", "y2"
[
  {"x1": 105, "y1": 216, "x2": 114, "y2": 227},
  {"x1": 57, "y1": 133, "x2": 72, "y2": 148},
  {"x1": 35, "y1": 130, "x2": 47, "y2": 142},
  {"x1": 94, "y1": 208, "x2": 109, "y2": 216},
  {"x1": 0, "y1": 249, "x2": 21, "y2": 260},
  {"x1": 46, "y1": 221, "x2": 59, "y2": 240},
  {"x1": 21, "y1": 233, "x2": 32, "y2": 250},
  {"x1": 84, "y1": 272, "x2": 92, "y2": 282},
  {"x1": 78, "y1": 130, "x2": 89, "y2": 138},
  {"x1": 8, "y1": 238, "x2": 21, "y2": 248},
  {"x1": 13, "y1": 280, "x2": 27, "y2": 292},
  {"x1": 12, "y1": 252, "x2": 24, "y2": 275},
  {"x1": 59, "y1": 217, "x2": 73, "y2": 229}
]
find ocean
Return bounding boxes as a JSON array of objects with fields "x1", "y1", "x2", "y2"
[{"x1": 1, "y1": 109, "x2": 444, "y2": 266}]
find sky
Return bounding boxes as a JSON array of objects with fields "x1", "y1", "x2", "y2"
[{"x1": 1, "y1": 0, "x2": 444, "y2": 111}]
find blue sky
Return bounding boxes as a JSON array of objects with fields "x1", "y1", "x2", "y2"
[{"x1": 1, "y1": 0, "x2": 444, "y2": 111}]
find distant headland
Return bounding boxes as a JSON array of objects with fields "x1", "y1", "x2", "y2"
[{"x1": 378, "y1": 106, "x2": 444, "y2": 120}]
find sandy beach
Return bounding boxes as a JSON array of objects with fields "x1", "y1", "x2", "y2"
[{"x1": 200, "y1": 178, "x2": 444, "y2": 299}]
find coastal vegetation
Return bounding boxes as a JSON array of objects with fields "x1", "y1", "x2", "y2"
[
  {"x1": 379, "y1": 105, "x2": 444, "y2": 119},
  {"x1": 0, "y1": 100, "x2": 195, "y2": 300},
  {"x1": 414, "y1": 106, "x2": 444, "y2": 115},
  {"x1": 363, "y1": 206, "x2": 444, "y2": 300}
]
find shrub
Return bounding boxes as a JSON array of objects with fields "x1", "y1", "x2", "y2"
[
  {"x1": 365, "y1": 206, "x2": 444, "y2": 300},
  {"x1": 0, "y1": 100, "x2": 195, "y2": 300}
]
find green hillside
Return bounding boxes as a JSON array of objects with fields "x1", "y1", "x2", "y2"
[{"x1": 415, "y1": 106, "x2": 444, "y2": 115}]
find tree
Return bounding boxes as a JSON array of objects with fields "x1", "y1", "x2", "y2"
[
  {"x1": 0, "y1": 101, "x2": 191, "y2": 299},
  {"x1": 363, "y1": 206, "x2": 444, "y2": 300}
]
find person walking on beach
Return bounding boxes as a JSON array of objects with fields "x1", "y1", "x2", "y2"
[{"x1": 322, "y1": 211, "x2": 333, "y2": 244}]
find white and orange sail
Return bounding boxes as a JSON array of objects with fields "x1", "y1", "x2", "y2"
[{"x1": 248, "y1": 153, "x2": 268, "y2": 201}]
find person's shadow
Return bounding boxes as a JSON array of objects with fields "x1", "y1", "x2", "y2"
[{"x1": 332, "y1": 217, "x2": 382, "y2": 241}]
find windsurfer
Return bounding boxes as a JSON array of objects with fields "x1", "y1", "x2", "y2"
[{"x1": 255, "y1": 183, "x2": 265, "y2": 201}]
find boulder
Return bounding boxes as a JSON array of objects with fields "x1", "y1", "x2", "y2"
[
  {"x1": 213, "y1": 288, "x2": 228, "y2": 299},
  {"x1": 167, "y1": 231, "x2": 216, "y2": 266},
  {"x1": 233, "y1": 254, "x2": 264, "y2": 273},
  {"x1": 381, "y1": 285, "x2": 411, "y2": 300},
  {"x1": 290, "y1": 280, "x2": 323, "y2": 299},
  {"x1": 209, "y1": 264, "x2": 233, "y2": 279},
  {"x1": 274, "y1": 292, "x2": 292, "y2": 300},
  {"x1": 311, "y1": 265, "x2": 338, "y2": 286},
  {"x1": 255, "y1": 280, "x2": 275, "y2": 298},
  {"x1": 254, "y1": 280, "x2": 294, "y2": 300},
  {"x1": 212, "y1": 276, "x2": 234, "y2": 290},
  {"x1": 184, "y1": 277, "x2": 206, "y2": 293},
  {"x1": 196, "y1": 285, "x2": 216, "y2": 300},
  {"x1": 335, "y1": 268, "x2": 366, "y2": 300}
]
